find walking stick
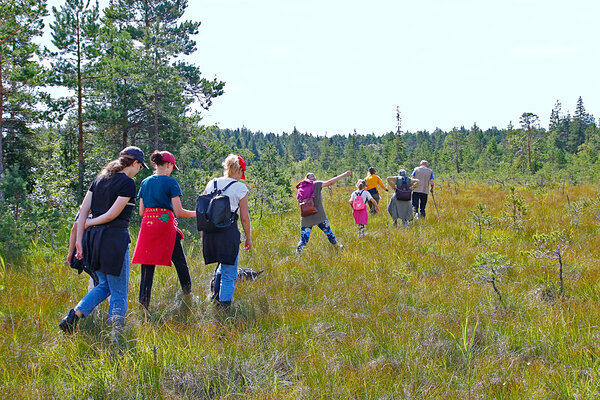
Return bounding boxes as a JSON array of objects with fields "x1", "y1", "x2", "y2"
[{"x1": 431, "y1": 190, "x2": 440, "y2": 218}]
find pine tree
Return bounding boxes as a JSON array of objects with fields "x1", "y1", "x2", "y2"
[
  {"x1": 569, "y1": 96, "x2": 589, "y2": 153},
  {"x1": 248, "y1": 143, "x2": 291, "y2": 219},
  {"x1": 50, "y1": 0, "x2": 100, "y2": 200},
  {"x1": 104, "y1": 0, "x2": 224, "y2": 150},
  {"x1": 443, "y1": 129, "x2": 465, "y2": 173},
  {"x1": 518, "y1": 112, "x2": 541, "y2": 173},
  {"x1": 0, "y1": 0, "x2": 47, "y2": 197},
  {"x1": 88, "y1": 20, "x2": 144, "y2": 149},
  {"x1": 549, "y1": 100, "x2": 561, "y2": 131}
]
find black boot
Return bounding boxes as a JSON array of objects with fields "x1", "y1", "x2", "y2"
[
  {"x1": 59, "y1": 309, "x2": 79, "y2": 334},
  {"x1": 210, "y1": 272, "x2": 221, "y2": 302},
  {"x1": 216, "y1": 300, "x2": 231, "y2": 310}
]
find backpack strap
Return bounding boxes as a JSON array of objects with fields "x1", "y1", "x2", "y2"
[
  {"x1": 212, "y1": 179, "x2": 238, "y2": 194},
  {"x1": 222, "y1": 180, "x2": 237, "y2": 192},
  {"x1": 396, "y1": 177, "x2": 400, "y2": 188}
]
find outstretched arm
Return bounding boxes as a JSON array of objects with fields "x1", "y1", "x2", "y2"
[
  {"x1": 386, "y1": 177, "x2": 397, "y2": 190},
  {"x1": 323, "y1": 170, "x2": 351, "y2": 187},
  {"x1": 370, "y1": 198, "x2": 380, "y2": 212},
  {"x1": 172, "y1": 196, "x2": 196, "y2": 218},
  {"x1": 378, "y1": 176, "x2": 388, "y2": 192},
  {"x1": 410, "y1": 178, "x2": 420, "y2": 190}
]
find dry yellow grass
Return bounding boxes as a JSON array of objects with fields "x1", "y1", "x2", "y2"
[{"x1": 1, "y1": 181, "x2": 599, "y2": 398}]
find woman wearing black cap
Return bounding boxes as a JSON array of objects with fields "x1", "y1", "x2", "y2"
[{"x1": 59, "y1": 146, "x2": 146, "y2": 338}]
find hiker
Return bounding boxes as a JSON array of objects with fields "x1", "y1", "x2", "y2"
[
  {"x1": 296, "y1": 170, "x2": 351, "y2": 255},
  {"x1": 349, "y1": 179, "x2": 379, "y2": 237},
  {"x1": 132, "y1": 151, "x2": 196, "y2": 310},
  {"x1": 365, "y1": 167, "x2": 388, "y2": 214},
  {"x1": 59, "y1": 146, "x2": 147, "y2": 336},
  {"x1": 201, "y1": 154, "x2": 251, "y2": 308},
  {"x1": 66, "y1": 213, "x2": 98, "y2": 292},
  {"x1": 411, "y1": 160, "x2": 435, "y2": 218},
  {"x1": 387, "y1": 169, "x2": 419, "y2": 227}
]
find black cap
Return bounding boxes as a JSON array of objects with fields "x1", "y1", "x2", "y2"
[{"x1": 120, "y1": 146, "x2": 148, "y2": 169}]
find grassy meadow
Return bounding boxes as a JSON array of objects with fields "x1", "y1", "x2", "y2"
[{"x1": 2, "y1": 181, "x2": 600, "y2": 399}]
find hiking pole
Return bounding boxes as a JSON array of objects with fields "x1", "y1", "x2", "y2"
[{"x1": 430, "y1": 190, "x2": 440, "y2": 218}]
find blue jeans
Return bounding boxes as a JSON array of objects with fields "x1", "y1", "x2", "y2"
[
  {"x1": 296, "y1": 219, "x2": 337, "y2": 251},
  {"x1": 217, "y1": 254, "x2": 239, "y2": 302},
  {"x1": 75, "y1": 249, "x2": 130, "y2": 326}
]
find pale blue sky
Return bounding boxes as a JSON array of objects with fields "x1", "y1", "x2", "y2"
[{"x1": 44, "y1": 0, "x2": 600, "y2": 135}]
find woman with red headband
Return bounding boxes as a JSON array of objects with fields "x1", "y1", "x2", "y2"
[
  {"x1": 132, "y1": 150, "x2": 196, "y2": 310},
  {"x1": 202, "y1": 154, "x2": 252, "y2": 308}
]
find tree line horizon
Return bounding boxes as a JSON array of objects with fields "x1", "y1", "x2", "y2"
[{"x1": 1, "y1": 0, "x2": 599, "y2": 262}]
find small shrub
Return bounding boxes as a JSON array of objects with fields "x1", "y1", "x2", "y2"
[
  {"x1": 502, "y1": 186, "x2": 527, "y2": 230},
  {"x1": 472, "y1": 252, "x2": 509, "y2": 303},
  {"x1": 470, "y1": 203, "x2": 492, "y2": 244},
  {"x1": 524, "y1": 230, "x2": 571, "y2": 296}
]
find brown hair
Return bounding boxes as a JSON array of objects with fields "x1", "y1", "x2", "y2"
[
  {"x1": 150, "y1": 151, "x2": 167, "y2": 167},
  {"x1": 98, "y1": 156, "x2": 136, "y2": 179},
  {"x1": 356, "y1": 179, "x2": 367, "y2": 190}
]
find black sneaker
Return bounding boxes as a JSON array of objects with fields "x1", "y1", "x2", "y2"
[
  {"x1": 216, "y1": 300, "x2": 231, "y2": 310},
  {"x1": 59, "y1": 309, "x2": 79, "y2": 334}
]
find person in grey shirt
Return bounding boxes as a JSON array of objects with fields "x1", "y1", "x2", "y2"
[
  {"x1": 296, "y1": 170, "x2": 351, "y2": 255},
  {"x1": 411, "y1": 160, "x2": 434, "y2": 218}
]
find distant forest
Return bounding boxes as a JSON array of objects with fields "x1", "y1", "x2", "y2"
[
  {"x1": 209, "y1": 96, "x2": 599, "y2": 182},
  {"x1": 1, "y1": 0, "x2": 599, "y2": 261}
]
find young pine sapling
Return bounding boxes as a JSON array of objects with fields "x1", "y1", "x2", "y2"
[
  {"x1": 525, "y1": 230, "x2": 571, "y2": 296},
  {"x1": 502, "y1": 186, "x2": 527, "y2": 230},
  {"x1": 470, "y1": 203, "x2": 493, "y2": 244},
  {"x1": 472, "y1": 252, "x2": 509, "y2": 303},
  {"x1": 565, "y1": 196, "x2": 589, "y2": 227}
]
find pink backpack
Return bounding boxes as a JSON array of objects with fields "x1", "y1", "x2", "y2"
[
  {"x1": 352, "y1": 190, "x2": 366, "y2": 211},
  {"x1": 296, "y1": 179, "x2": 315, "y2": 200}
]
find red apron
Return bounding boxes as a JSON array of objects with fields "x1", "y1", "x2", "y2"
[{"x1": 132, "y1": 208, "x2": 183, "y2": 267}]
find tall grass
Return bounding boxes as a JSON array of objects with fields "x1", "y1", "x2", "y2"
[{"x1": 1, "y1": 182, "x2": 600, "y2": 398}]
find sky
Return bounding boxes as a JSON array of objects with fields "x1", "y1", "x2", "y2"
[{"x1": 44, "y1": 0, "x2": 600, "y2": 135}]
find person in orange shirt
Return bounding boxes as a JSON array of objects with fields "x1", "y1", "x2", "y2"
[{"x1": 364, "y1": 167, "x2": 388, "y2": 214}]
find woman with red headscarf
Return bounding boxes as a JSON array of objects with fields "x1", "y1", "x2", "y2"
[{"x1": 201, "y1": 154, "x2": 252, "y2": 308}]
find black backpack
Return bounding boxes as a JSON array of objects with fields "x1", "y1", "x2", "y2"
[
  {"x1": 395, "y1": 177, "x2": 412, "y2": 201},
  {"x1": 196, "y1": 180, "x2": 239, "y2": 233}
]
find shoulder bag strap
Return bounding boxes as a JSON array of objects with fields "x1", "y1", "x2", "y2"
[{"x1": 222, "y1": 180, "x2": 237, "y2": 192}]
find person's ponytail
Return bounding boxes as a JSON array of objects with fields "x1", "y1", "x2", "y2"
[
  {"x1": 150, "y1": 151, "x2": 166, "y2": 166},
  {"x1": 98, "y1": 157, "x2": 135, "y2": 180}
]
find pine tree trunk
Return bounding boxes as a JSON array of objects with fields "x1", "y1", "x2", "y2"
[
  {"x1": 77, "y1": 20, "x2": 85, "y2": 202},
  {"x1": 0, "y1": 53, "x2": 5, "y2": 199},
  {"x1": 123, "y1": 125, "x2": 128, "y2": 149},
  {"x1": 154, "y1": 86, "x2": 159, "y2": 150},
  {"x1": 558, "y1": 252, "x2": 564, "y2": 295}
]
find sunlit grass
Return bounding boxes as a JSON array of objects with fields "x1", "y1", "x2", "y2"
[{"x1": 1, "y1": 181, "x2": 600, "y2": 398}]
